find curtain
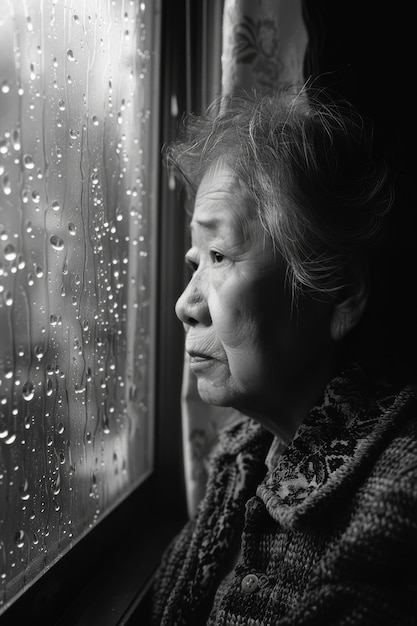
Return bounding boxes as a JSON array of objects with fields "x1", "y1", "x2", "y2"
[{"x1": 181, "y1": 0, "x2": 308, "y2": 518}]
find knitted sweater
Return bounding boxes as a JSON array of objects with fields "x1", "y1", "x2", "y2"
[{"x1": 152, "y1": 364, "x2": 417, "y2": 625}]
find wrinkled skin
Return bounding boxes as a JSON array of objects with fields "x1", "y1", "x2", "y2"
[{"x1": 176, "y1": 163, "x2": 338, "y2": 441}]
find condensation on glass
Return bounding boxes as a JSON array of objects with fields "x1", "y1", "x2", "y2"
[{"x1": 0, "y1": 0, "x2": 160, "y2": 611}]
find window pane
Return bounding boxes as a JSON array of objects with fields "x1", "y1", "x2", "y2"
[{"x1": 0, "y1": 0, "x2": 159, "y2": 611}]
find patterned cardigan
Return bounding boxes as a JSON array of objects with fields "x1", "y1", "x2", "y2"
[{"x1": 151, "y1": 364, "x2": 417, "y2": 625}]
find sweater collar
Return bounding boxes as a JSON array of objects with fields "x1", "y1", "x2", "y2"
[{"x1": 256, "y1": 363, "x2": 417, "y2": 529}]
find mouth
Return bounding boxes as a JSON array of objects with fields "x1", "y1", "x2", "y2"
[{"x1": 188, "y1": 351, "x2": 213, "y2": 363}]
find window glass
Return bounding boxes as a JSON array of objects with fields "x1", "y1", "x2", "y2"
[{"x1": 0, "y1": 0, "x2": 159, "y2": 611}]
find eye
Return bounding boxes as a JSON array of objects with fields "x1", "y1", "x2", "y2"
[{"x1": 210, "y1": 251, "x2": 225, "y2": 264}]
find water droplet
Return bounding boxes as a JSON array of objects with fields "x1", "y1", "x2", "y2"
[
  {"x1": 58, "y1": 99, "x2": 65, "y2": 111},
  {"x1": 4, "y1": 292, "x2": 13, "y2": 306},
  {"x1": 35, "y1": 264, "x2": 43, "y2": 278},
  {"x1": 23, "y1": 154, "x2": 34, "y2": 169},
  {"x1": 22, "y1": 381, "x2": 35, "y2": 401},
  {"x1": 1, "y1": 81, "x2": 10, "y2": 94},
  {"x1": 66, "y1": 49, "x2": 75, "y2": 62},
  {"x1": 53, "y1": 472, "x2": 61, "y2": 495},
  {"x1": 73, "y1": 14, "x2": 80, "y2": 23},
  {"x1": 51, "y1": 200, "x2": 60, "y2": 211},
  {"x1": 20, "y1": 479, "x2": 30, "y2": 501},
  {"x1": 16, "y1": 254, "x2": 25, "y2": 269},
  {"x1": 34, "y1": 345, "x2": 44, "y2": 360},
  {"x1": 5, "y1": 432, "x2": 16, "y2": 444},
  {"x1": 4, "y1": 243, "x2": 16, "y2": 261},
  {"x1": 50, "y1": 235, "x2": 64, "y2": 251},
  {"x1": 15, "y1": 530, "x2": 25, "y2": 548},
  {"x1": 12, "y1": 129, "x2": 21, "y2": 151},
  {"x1": 2, "y1": 176, "x2": 11, "y2": 195},
  {"x1": 92, "y1": 115, "x2": 99, "y2": 126},
  {"x1": 68, "y1": 222, "x2": 76, "y2": 235},
  {"x1": 31, "y1": 190, "x2": 40, "y2": 203},
  {"x1": 46, "y1": 379, "x2": 53, "y2": 396},
  {"x1": 0, "y1": 139, "x2": 8, "y2": 154}
]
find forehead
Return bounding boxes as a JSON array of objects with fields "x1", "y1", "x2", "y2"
[{"x1": 191, "y1": 163, "x2": 256, "y2": 233}]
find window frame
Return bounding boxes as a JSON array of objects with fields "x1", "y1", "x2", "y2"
[{"x1": 0, "y1": 0, "x2": 190, "y2": 623}]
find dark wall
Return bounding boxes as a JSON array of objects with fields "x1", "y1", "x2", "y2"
[{"x1": 303, "y1": 2, "x2": 416, "y2": 376}]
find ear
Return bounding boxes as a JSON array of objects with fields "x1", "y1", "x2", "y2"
[{"x1": 330, "y1": 265, "x2": 369, "y2": 342}]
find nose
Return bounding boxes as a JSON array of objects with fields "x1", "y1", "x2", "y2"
[{"x1": 175, "y1": 272, "x2": 211, "y2": 327}]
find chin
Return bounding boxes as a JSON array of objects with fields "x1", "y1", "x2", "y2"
[{"x1": 196, "y1": 380, "x2": 236, "y2": 408}]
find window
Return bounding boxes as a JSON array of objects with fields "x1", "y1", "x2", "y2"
[{"x1": 0, "y1": 0, "x2": 171, "y2": 618}]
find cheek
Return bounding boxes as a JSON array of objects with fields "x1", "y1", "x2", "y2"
[
  {"x1": 209, "y1": 282, "x2": 256, "y2": 350},
  {"x1": 209, "y1": 272, "x2": 284, "y2": 353}
]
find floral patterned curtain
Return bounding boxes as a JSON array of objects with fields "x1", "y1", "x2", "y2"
[
  {"x1": 222, "y1": 0, "x2": 307, "y2": 95},
  {"x1": 182, "y1": 0, "x2": 308, "y2": 518}
]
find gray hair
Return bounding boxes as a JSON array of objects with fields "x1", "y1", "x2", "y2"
[{"x1": 165, "y1": 85, "x2": 393, "y2": 302}]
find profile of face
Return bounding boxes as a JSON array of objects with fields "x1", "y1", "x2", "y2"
[{"x1": 175, "y1": 163, "x2": 352, "y2": 439}]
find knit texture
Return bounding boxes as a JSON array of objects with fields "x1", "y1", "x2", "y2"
[{"x1": 152, "y1": 363, "x2": 417, "y2": 625}]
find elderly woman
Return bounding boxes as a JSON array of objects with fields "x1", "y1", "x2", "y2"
[{"x1": 151, "y1": 86, "x2": 417, "y2": 625}]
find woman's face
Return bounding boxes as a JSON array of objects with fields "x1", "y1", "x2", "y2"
[{"x1": 175, "y1": 163, "x2": 336, "y2": 438}]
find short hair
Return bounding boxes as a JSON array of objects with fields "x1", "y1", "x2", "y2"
[{"x1": 165, "y1": 85, "x2": 393, "y2": 303}]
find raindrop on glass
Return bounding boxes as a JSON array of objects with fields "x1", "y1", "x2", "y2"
[
  {"x1": 22, "y1": 381, "x2": 35, "y2": 401},
  {"x1": 4, "y1": 244, "x2": 17, "y2": 261},
  {"x1": 23, "y1": 155, "x2": 35, "y2": 169},
  {"x1": 20, "y1": 479, "x2": 30, "y2": 501},
  {"x1": 5, "y1": 432, "x2": 16, "y2": 444},
  {"x1": 15, "y1": 531, "x2": 25, "y2": 548},
  {"x1": 12, "y1": 129, "x2": 21, "y2": 151},
  {"x1": 34, "y1": 345, "x2": 44, "y2": 360},
  {"x1": 2, "y1": 176, "x2": 11, "y2": 195},
  {"x1": 50, "y1": 235, "x2": 64, "y2": 251}
]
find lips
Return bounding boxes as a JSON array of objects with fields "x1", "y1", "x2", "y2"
[{"x1": 188, "y1": 351, "x2": 213, "y2": 362}]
